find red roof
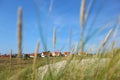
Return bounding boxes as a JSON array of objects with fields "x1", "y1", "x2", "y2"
[
  {"x1": 30, "y1": 53, "x2": 35, "y2": 56},
  {"x1": 64, "y1": 52, "x2": 70, "y2": 55}
]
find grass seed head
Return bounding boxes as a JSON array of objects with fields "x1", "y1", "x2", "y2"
[
  {"x1": 17, "y1": 6, "x2": 22, "y2": 58},
  {"x1": 53, "y1": 27, "x2": 56, "y2": 50},
  {"x1": 80, "y1": 0, "x2": 85, "y2": 27},
  {"x1": 102, "y1": 29, "x2": 113, "y2": 46}
]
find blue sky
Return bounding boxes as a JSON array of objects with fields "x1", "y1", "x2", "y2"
[{"x1": 0, "y1": 0, "x2": 120, "y2": 54}]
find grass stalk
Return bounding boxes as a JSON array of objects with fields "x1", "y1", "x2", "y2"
[
  {"x1": 32, "y1": 41, "x2": 40, "y2": 80},
  {"x1": 80, "y1": 0, "x2": 85, "y2": 53},
  {"x1": 17, "y1": 6, "x2": 23, "y2": 70},
  {"x1": 53, "y1": 27, "x2": 56, "y2": 51},
  {"x1": 9, "y1": 49, "x2": 12, "y2": 72},
  {"x1": 69, "y1": 29, "x2": 72, "y2": 51},
  {"x1": 80, "y1": 0, "x2": 85, "y2": 27},
  {"x1": 96, "y1": 29, "x2": 113, "y2": 57}
]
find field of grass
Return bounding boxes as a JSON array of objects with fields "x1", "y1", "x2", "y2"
[
  {"x1": 0, "y1": 57, "x2": 65, "y2": 80},
  {"x1": 0, "y1": 51, "x2": 120, "y2": 80}
]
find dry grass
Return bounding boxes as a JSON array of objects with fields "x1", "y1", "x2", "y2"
[
  {"x1": 53, "y1": 27, "x2": 56, "y2": 51},
  {"x1": 9, "y1": 49, "x2": 12, "y2": 72},
  {"x1": 32, "y1": 41, "x2": 40, "y2": 80},
  {"x1": 96, "y1": 29, "x2": 113, "y2": 57},
  {"x1": 79, "y1": 0, "x2": 85, "y2": 52},
  {"x1": 17, "y1": 6, "x2": 23, "y2": 69},
  {"x1": 80, "y1": 0, "x2": 85, "y2": 27}
]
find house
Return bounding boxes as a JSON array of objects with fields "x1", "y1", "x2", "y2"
[
  {"x1": 41, "y1": 52, "x2": 45, "y2": 57},
  {"x1": 52, "y1": 51, "x2": 61, "y2": 57},
  {"x1": 64, "y1": 52, "x2": 70, "y2": 56},
  {"x1": 29, "y1": 53, "x2": 35, "y2": 58},
  {"x1": 29, "y1": 53, "x2": 41, "y2": 58},
  {"x1": 2, "y1": 54, "x2": 11, "y2": 58},
  {"x1": 41, "y1": 51, "x2": 51, "y2": 57}
]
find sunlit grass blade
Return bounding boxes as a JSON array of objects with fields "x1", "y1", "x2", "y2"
[
  {"x1": 69, "y1": 29, "x2": 72, "y2": 51},
  {"x1": 80, "y1": 0, "x2": 85, "y2": 52},
  {"x1": 17, "y1": 6, "x2": 22, "y2": 69},
  {"x1": 53, "y1": 27, "x2": 56, "y2": 51},
  {"x1": 32, "y1": 40, "x2": 40, "y2": 80},
  {"x1": 9, "y1": 49, "x2": 12, "y2": 72},
  {"x1": 96, "y1": 29, "x2": 113, "y2": 56},
  {"x1": 80, "y1": 0, "x2": 85, "y2": 27}
]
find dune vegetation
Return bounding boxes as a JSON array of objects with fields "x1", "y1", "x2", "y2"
[{"x1": 0, "y1": 0, "x2": 120, "y2": 80}]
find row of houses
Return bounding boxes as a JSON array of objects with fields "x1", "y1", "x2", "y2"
[
  {"x1": 0, "y1": 54, "x2": 17, "y2": 58},
  {"x1": 30, "y1": 51, "x2": 70, "y2": 58},
  {"x1": 0, "y1": 51, "x2": 71, "y2": 58},
  {"x1": 0, "y1": 51, "x2": 92, "y2": 58}
]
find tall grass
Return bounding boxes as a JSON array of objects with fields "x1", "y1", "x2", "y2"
[
  {"x1": 17, "y1": 6, "x2": 22, "y2": 69},
  {"x1": 96, "y1": 29, "x2": 113, "y2": 57},
  {"x1": 53, "y1": 27, "x2": 56, "y2": 52},
  {"x1": 69, "y1": 29, "x2": 72, "y2": 51},
  {"x1": 32, "y1": 41, "x2": 40, "y2": 80},
  {"x1": 80, "y1": 0, "x2": 85, "y2": 52},
  {"x1": 9, "y1": 49, "x2": 12, "y2": 72}
]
